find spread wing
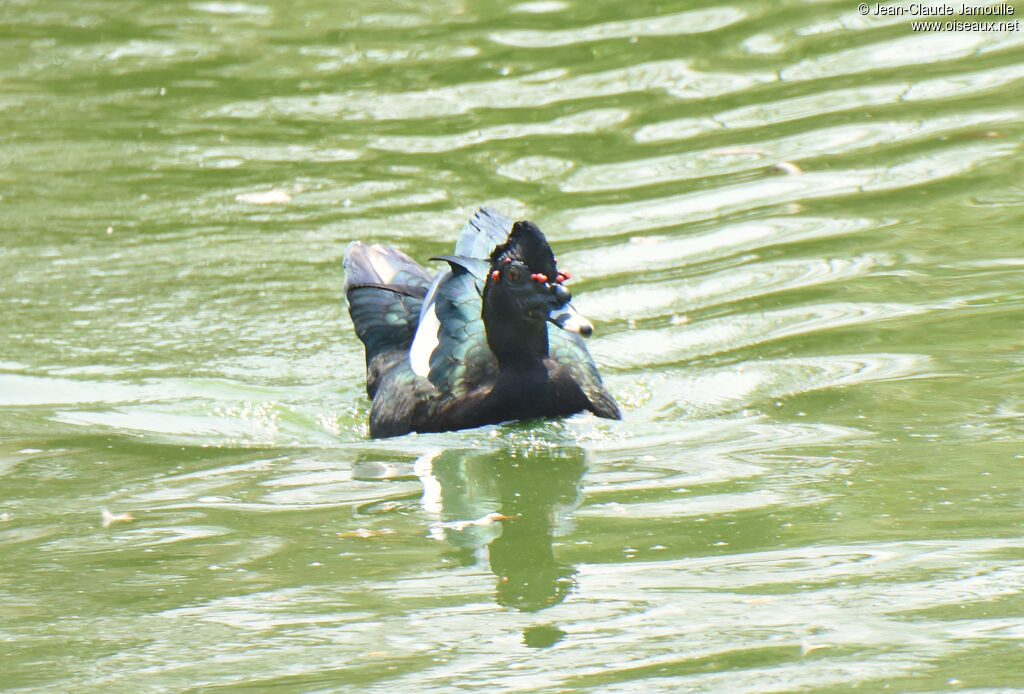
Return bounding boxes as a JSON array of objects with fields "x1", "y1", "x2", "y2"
[{"x1": 343, "y1": 242, "x2": 433, "y2": 365}]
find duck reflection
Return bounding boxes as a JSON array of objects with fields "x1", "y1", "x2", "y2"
[{"x1": 419, "y1": 444, "x2": 585, "y2": 612}]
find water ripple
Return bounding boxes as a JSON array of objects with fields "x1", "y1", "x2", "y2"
[
  {"x1": 489, "y1": 7, "x2": 748, "y2": 47},
  {"x1": 207, "y1": 59, "x2": 774, "y2": 121},
  {"x1": 636, "y1": 62, "x2": 1024, "y2": 144},
  {"x1": 564, "y1": 142, "x2": 1015, "y2": 234},
  {"x1": 782, "y1": 29, "x2": 1024, "y2": 81},
  {"x1": 370, "y1": 108, "x2": 630, "y2": 153},
  {"x1": 564, "y1": 216, "x2": 878, "y2": 275},
  {"x1": 35, "y1": 538, "x2": 1016, "y2": 692},
  {"x1": 582, "y1": 253, "x2": 901, "y2": 321},
  {"x1": 569, "y1": 112, "x2": 1017, "y2": 192},
  {"x1": 592, "y1": 300, "x2": 947, "y2": 369}
]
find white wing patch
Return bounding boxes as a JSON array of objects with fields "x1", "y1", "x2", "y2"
[
  {"x1": 409, "y1": 271, "x2": 447, "y2": 379},
  {"x1": 409, "y1": 304, "x2": 441, "y2": 378}
]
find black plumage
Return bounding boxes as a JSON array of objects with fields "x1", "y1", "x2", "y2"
[{"x1": 343, "y1": 208, "x2": 620, "y2": 438}]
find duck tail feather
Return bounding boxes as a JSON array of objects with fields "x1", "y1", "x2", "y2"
[
  {"x1": 428, "y1": 254, "x2": 490, "y2": 281},
  {"x1": 586, "y1": 387, "x2": 622, "y2": 420},
  {"x1": 455, "y1": 208, "x2": 514, "y2": 259}
]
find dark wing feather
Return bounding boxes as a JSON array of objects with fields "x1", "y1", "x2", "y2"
[
  {"x1": 344, "y1": 242, "x2": 433, "y2": 365},
  {"x1": 549, "y1": 328, "x2": 621, "y2": 420}
]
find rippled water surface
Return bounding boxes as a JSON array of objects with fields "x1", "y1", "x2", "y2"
[{"x1": 3, "y1": 0, "x2": 1024, "y2": 690}]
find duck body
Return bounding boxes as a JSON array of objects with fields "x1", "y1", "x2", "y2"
[{"x1": 344, "y1": 208, "x2": 620, "y2": 438}]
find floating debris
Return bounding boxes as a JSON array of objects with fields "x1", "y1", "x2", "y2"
[
  {"x1": 235, "y1": 189, "x2": 291, "y2": 205},
  {"x1": 712, "y1": 145, "x2": 765, "y2": 156},
  {"x1": 338, "y1": 527, "x2": 397, "y2": 539},
  {"x1": 801, "y1": 641, "x2": 833, "y2": 655},
  {"x1": 768, "y1": 161, "x2": 802, "y2": 176},
  {"x1": 434, "y1": 512, "x2": 519, "y2": 532},
  {"x1": 954, "y1": 130, "x2": 1002, "y2": 139},
  {"x1": 101, "y1": 508, "x2": 133, "y2": 528}
]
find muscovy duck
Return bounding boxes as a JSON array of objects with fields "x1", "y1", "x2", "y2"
[{"x1": 344, "y1": 208, "x2": 620, "y2": 438}]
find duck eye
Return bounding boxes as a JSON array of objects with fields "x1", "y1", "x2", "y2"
[{"x1": 507, "y1": 267, "x2": 520, "y2": 282}]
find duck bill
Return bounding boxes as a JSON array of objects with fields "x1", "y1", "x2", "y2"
[{"x1": 548, "y1": 304, "x2": 594, "y2": 338}]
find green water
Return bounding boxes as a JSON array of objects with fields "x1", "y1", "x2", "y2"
[{"x1": 3, "y1": 0, "x2": 1024, "y2": 690}]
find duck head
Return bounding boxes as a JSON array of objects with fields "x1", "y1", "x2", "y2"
[{"x1": 482, "y1": 220, "x2": 593, "y2": 365}]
